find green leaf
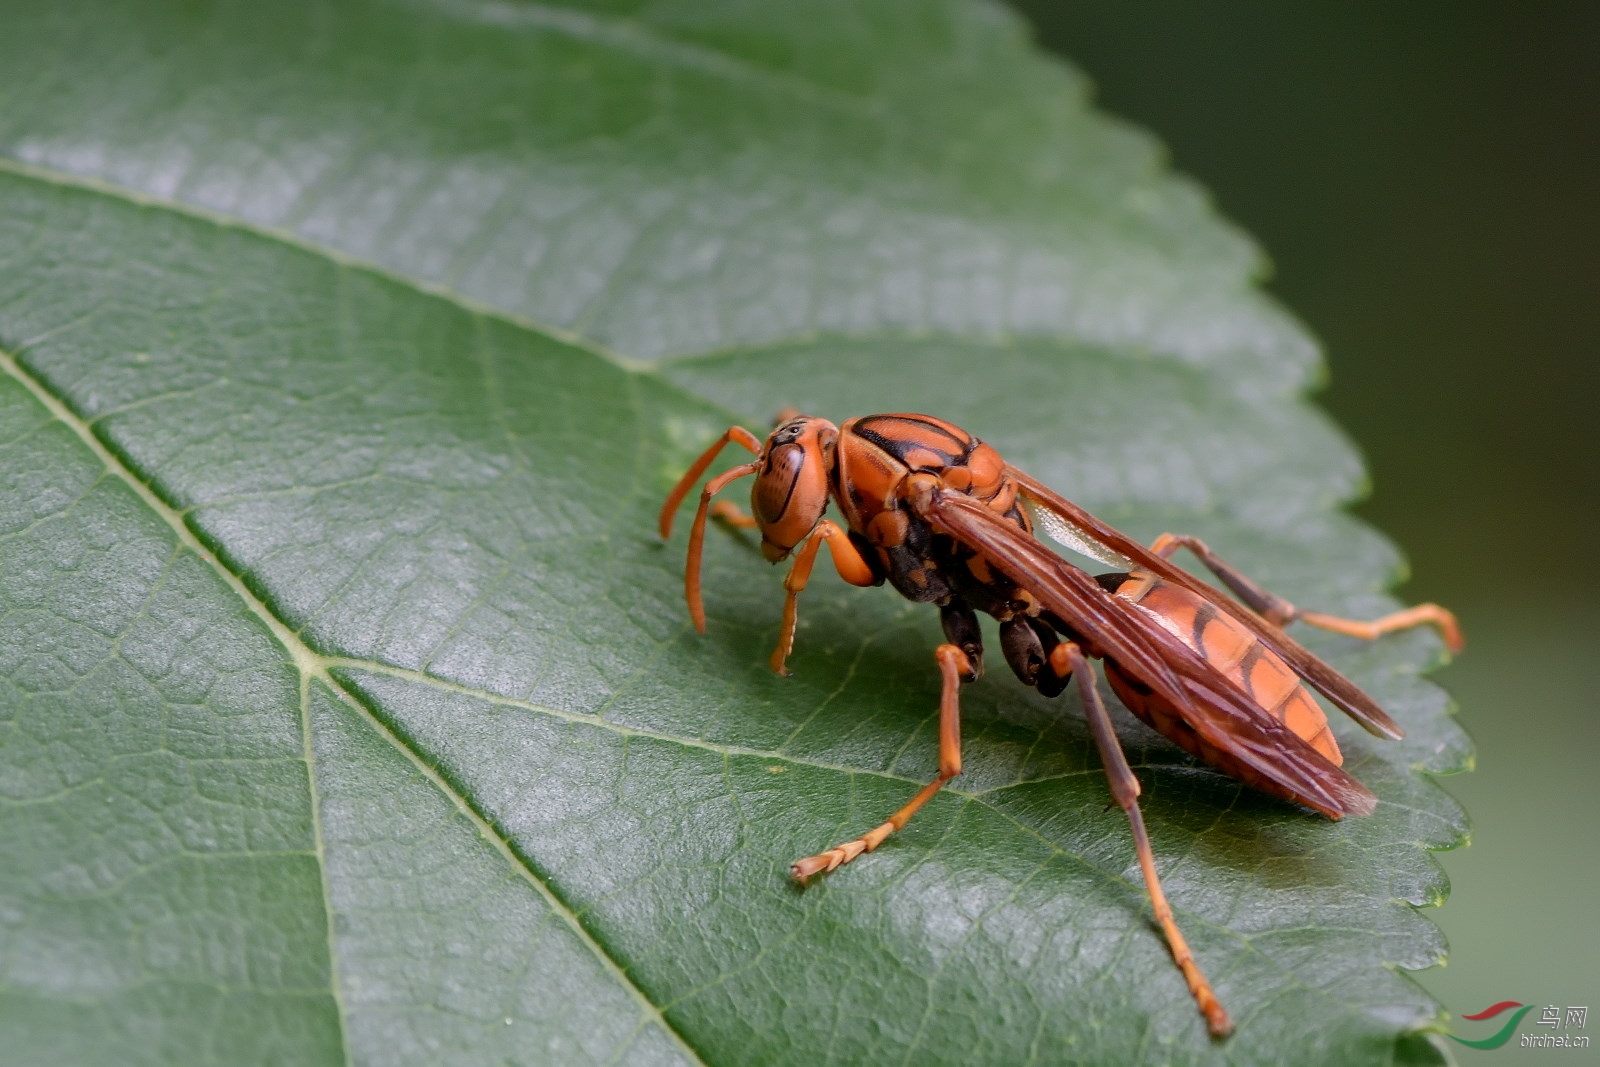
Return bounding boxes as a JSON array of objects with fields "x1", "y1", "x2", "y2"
[{"x1": 0, "y1": 2, "x2": 1467, "y2": 1064}]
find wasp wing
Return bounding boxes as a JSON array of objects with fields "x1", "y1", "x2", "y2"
[
  {"x1": 1010, "y1": 467, "x2": 1403, "y2": 741},
  {"x1": 921, "y1": 487, "x2": 1378, "y2": 818}
]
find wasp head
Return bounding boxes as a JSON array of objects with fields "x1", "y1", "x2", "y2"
[{"x1": 752, "y1": 415, "x2": 839, "y2": 561}]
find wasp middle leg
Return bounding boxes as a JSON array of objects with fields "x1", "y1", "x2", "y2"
[
  {"x1": 999, "y1": 614, "x2": 1073, "y2": 697},
  {"x1": 791, "y1": 642, "x2": 974, "y2": 882},
  {"x1": 1150, "y1": 533, "x2": 1463, "y2": 653}
]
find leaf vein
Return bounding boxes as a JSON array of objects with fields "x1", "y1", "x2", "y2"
[
  {"x1": 426, "y1": 0, "x2": 880, "y2": 118},
  {"x1": 0, "y1": 343, "x2": 708, "y2": 1067},
  {"x1": 0, "y1": 157, "x2": 653, "y2": 372}
]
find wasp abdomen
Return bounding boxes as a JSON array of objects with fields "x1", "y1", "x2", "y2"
[{"x1": 1105, "y1": 571, "x2": 1342, "y2": 767}]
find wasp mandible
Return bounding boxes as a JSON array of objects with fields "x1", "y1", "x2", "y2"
[{"x1": 659, "y1": 412, "x2": 1462, "y2": 1037}]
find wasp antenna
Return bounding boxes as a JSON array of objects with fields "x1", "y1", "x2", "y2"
[
  {"x1": 658, "y1": 426, "x2": 763, "y2": 540},
  {"x1": 685, "y1": 460, "x2": 761, "y2": 632}
]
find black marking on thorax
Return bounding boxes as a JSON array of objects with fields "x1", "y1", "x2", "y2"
[{"x1": 851, "y1": 416, "x2": 975, "y2": 470}]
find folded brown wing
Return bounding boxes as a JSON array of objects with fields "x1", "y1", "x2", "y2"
[
  {"x1": 922, "y1": 488, "x2": 1377, "y2": 818},
  {"x1": 1009, "y1": 467, "x2": 1403, "y2": 741}
]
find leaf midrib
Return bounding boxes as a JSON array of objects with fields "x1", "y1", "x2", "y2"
[
  {"x1": 0, "y1": 158, "x2": 1402, "y2": 1057},
  {"x1": 0, "y1": 339, "x2": 709, "y2": 1066}
]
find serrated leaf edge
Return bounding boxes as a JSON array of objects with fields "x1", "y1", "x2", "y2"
[{"x1": 0, "y1": 156, "x2": 1463, "y2": 1057}]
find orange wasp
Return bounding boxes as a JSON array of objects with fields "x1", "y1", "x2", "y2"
[{"x1": 659, "y1": 412, "x2": 1461, "y2": 1037}]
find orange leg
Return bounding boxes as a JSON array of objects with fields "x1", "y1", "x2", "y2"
[
  {"x1": 791, "y1": 644, "x2": 971, "y2": 881},
  {"x1": 1297, "y1": 605, "x2": 1463, "y2": 651},
  {"x1": 1054, "y1": 641, "x2": 1232, "y2": 1037},
  {"x1": 770, "y1": 520, "x2": 877, "y2": 675},
  {"x1": 1150, "y1": 532, "x2": 1463, "y2": 653},
  {"x1": 680, "y1": 462, "x2": 761, "y2": 632},
  {"x1": 658, "y1": 425, "x2": 762, "y2": 540},
  {"x1": 710, "y1": 501, "x2": 759, "y2": 529},
  {"x1": 658, "y1": 425, "x2": 766, "y2": 633}
]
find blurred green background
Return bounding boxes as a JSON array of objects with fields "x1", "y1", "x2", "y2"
[{"x1": 1012, "y1": 1, "x2": 1600, "y2": 1053}]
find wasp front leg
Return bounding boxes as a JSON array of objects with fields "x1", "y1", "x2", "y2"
[
  {"x1": 1150, "y1": 533, "x2": 1463, "y2": 653},
  {"x1": 791, "y1": 642, "x2": 974, "y2": 881},
  {"x1": 658, "y1": 425, "x2": 766, "y2": 632},
  {"x1": 770, "y1": 520, "x2": 877, "y2": 675},
  {"x1": 709, "y1": 501, "x2": 760, "y2": 529}
]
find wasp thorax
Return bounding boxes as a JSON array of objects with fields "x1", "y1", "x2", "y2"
[{"x1": 751, "y1": 416, "x2": 838, "y2": 561}]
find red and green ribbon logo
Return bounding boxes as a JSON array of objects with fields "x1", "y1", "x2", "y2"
[{"x1": 1449, "y1": 1001, "x2": 1536, "y2": 1049}]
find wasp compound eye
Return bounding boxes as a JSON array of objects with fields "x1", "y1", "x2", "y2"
[{"x1": 772, "y1": 421, "x2": 805, "y2": 445}]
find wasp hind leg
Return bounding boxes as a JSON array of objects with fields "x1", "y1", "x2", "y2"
[
  {"x1": 790, "y1": 642, "x2": 973, "y2": 882},
  {"x1": 1150, "y1": 533, "x2": 1463, "y2": 653},
  {"x1": 1055, "y1": 640, "x2": 1233, "y2": 1037}
]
